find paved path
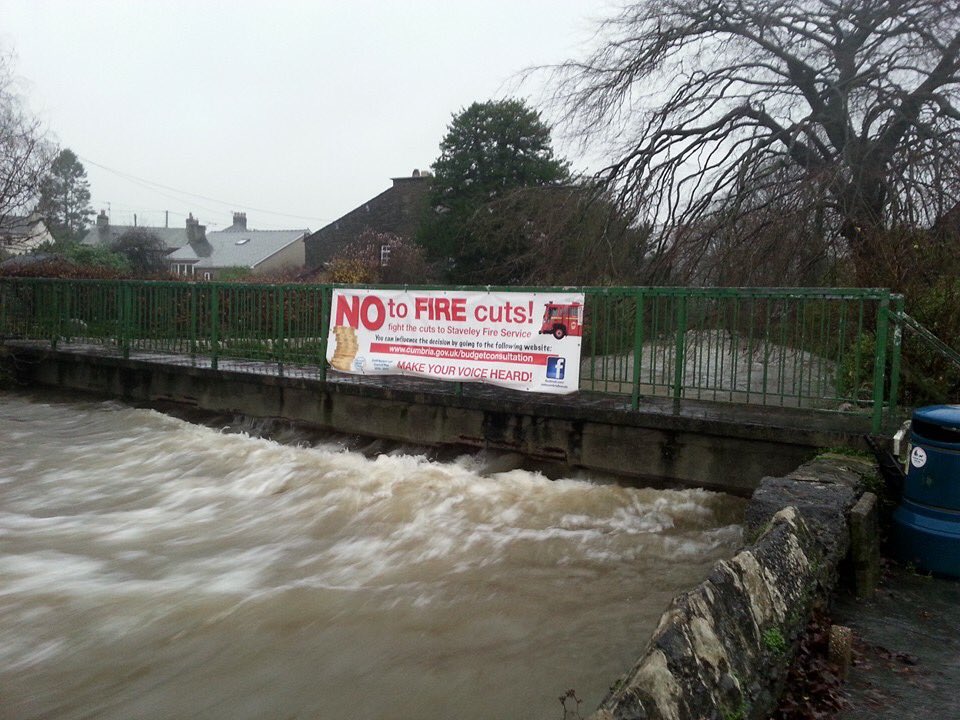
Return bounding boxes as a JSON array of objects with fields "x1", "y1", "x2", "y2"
[{"x1": 833, "y1": 563, "x2": 960, "y2": 719}]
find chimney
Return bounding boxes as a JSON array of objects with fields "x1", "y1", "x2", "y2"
[
  {"x1": 186, "y1": 213, "x2": 206, "y2": 244},
  {"x1": 393, "y1": 168, "x2": 431, "y2": 186},
  {"x1": 96, "y1": 210, "x2": 109, "y2": 228},
  {"x1": 231, "y1": 211, "x2": 247, "y2": 231}
]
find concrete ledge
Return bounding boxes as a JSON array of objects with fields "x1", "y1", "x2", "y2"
[{"x1": 591, "y1": 455, "x2": 877, "y2": 720}]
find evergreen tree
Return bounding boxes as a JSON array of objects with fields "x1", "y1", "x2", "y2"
[
  {"x1": 421, "y1": 99, "x2": 569, "y2": 276},
  {"x1": 37, "y1": 149, "x2": 93, "y2": 241}
]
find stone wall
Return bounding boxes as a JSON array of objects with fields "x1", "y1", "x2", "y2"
[{"x1": 591, "y1": 454, "x2": 877, "y2": 720}]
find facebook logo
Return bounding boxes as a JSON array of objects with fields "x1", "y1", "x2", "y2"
[{"x1": 546, "y1": 356, "x2": 566, "y2": 380}]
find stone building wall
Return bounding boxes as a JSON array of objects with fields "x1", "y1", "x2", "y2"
[{"x1": 305, "y1": 174, "x2": 431, "y2": 270}]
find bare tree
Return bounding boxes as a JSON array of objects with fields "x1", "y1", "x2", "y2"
[
  {"x1": 552, "y1": 0, "x2": 960, "y2": 285},
  {"x1": 451, "y1": 184, "x2": 652, "y2": 285},
  {"x1": 0, "y1": 54, "x2": 53, "y2": 237}
]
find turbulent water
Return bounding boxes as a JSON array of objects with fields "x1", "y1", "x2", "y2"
[{"x1": 0, "y1": 392, "x2": 744, "y2": 720}]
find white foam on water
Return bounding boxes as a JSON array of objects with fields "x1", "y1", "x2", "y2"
[{"x1": 0, "y1": 391, "x2": 744, "y2": 720}]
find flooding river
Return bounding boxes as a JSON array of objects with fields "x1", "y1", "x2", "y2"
[{"x1": 0, "y1": 392, "x2": 743, "y2": 720}]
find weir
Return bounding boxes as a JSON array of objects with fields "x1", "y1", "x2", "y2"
[
  {"x1": 0, "y1": 279, "x2": 905, "y2": 494},
  {"x1": 1, "y1": 343, "x2": 869, "y2": 493}
]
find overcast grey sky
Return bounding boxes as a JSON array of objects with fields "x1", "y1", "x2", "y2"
[{"x1": 1, "y1": 0, "x2": 615, "y2": 231}]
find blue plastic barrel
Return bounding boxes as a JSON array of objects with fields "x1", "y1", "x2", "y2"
[{"x1": 893, "y1": 405, "x2": 960, "y2": 577}]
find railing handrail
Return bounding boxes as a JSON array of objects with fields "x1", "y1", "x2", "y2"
[
  {"x1": 895, "y1": 311, "x2": 960, "y2": 371},
  {"x1": 5, "y1": 276, "x2": 895, "y2": 300}
]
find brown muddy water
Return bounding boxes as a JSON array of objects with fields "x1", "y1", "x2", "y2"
[{"x1": 0, "y1": 392, "x2": 744, "y2": 720}]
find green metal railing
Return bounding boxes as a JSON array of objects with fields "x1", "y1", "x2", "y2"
[
  {"x1": 890, "y1": 305, "x2": 960, "y2": 408},
  {"x1": 0, "y1": 278, "x2": 905, "y2": 431}
]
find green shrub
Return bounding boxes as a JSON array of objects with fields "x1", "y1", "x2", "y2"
[{"x1": 763, "y1": 627, "x2": 787, "y2": 655}]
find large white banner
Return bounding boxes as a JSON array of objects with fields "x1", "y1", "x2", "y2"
[{"x1": 326, "y1": 289, "x2": 584, "y2": 394}]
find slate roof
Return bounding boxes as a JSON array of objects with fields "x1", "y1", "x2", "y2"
[
  {"x1": 0, "y1": 252, "x2": 61, "y2": 269},
  {"x1": 167, "y1": 228, "x2": 308, "y2": 269},
  {"x1": 1, "y1": 213, "x2": 45, "y2": 238},
  {"x1": 0, "y1": 214, "x2": 56, "y2": 256},
  {"x1": 81, "y1": 225, "x2": 190, "y2": 251}
]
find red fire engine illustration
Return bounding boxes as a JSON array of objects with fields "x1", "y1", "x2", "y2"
[{"x1": 539, "y1": 302, "x2": 583, "y2": 339}]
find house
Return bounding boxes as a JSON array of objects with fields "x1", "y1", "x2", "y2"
[
  {"x1": 80, "y1": 210, "x2": 199, "y2": 252},
  {"x1": 166, "y1": 212, "x2": 309, "y2": 280},
  {"x1": 0, "y1": 213, "x2": 56, "y2": 256},
  {"x1": 304, "y1": 170, "x2": 432, "y2": 270}
]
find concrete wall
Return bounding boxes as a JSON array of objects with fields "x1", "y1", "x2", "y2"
[{"x1": 1, "y1": 348, "x2": 867, "y2": 495}]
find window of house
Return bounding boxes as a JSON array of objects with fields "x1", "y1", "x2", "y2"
[
  {"x1": 172, "y1": 263, "x2": 196, "y2": 276},
  {"x1": 203, "y1": 272, "x2": 212, "y2": 280},
  {"x1": 380, "y1": 244, "x2": 391, "y2": 266}
]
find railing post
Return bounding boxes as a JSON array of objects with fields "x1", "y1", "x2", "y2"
[
  {"x1": 190, "y1": 284, "x2": 198, "y2": 359},
  {"x1": 888, "y1": 294, "x2": 904, "y2": 425},
  {"x1": 318, "y1": 285, "x2": 331, "y2": 382},
  {"x1": 121, "y1": 282, "x2": 132, "y2": 359},
  {"x1": 631, "y1": 289, "x2": 644, "y2": 410},
  {"x1": 673, "y1": 294, "x2": 688, "y2": 401},
  {"x1": 0, "y1": 279, "x2": 6, "y2": 338},
  {"x1": 210, "y1": 285, "x2": 219, "y2": 371},
  {"x1": 63, "y1": 284, "x2": 73, "y2": 343},
  {"x1": 50, "y1": 281, "x2": 60, "y2": 349},
  {"x1": 276, "y1": 285, "x2": 285, "y2": 376},
  {"x1": 871, "y1": 296, "x2": 891, "y2": 434}
]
